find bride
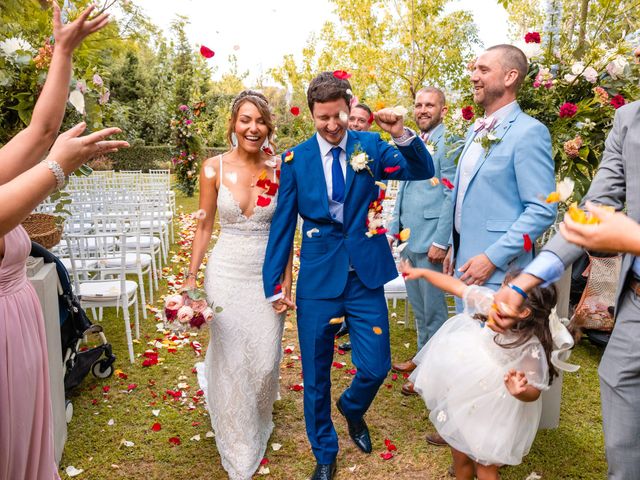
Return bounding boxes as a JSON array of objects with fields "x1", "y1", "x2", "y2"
[{"x1": 185, "y1": 90, "x2": 294, "y2": 479}]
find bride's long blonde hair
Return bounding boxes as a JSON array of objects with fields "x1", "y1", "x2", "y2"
[{"x1": 227, "y1": 90, "x2": 276, "y2": 152}]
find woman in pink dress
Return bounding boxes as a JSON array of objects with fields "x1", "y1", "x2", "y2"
[{"x1": 0, "y1": 4, "x2": 127, "y2": 478}]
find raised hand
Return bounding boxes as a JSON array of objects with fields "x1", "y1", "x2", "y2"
[
  {"x1": 504, "y1": 369, "x2": 528, "y2": 396},
  {"x1": 398, "y1": 258, "x2": 422, "y2": 281},
  {"x1": 374, "y1": 108, "x2": 405, "y2": 138},
  {"x1": 48, "y1": 122, "x2": 129, "y2": 175},
  {"x1": 52, "y1": 1, "x2": 111, "y2": 54}
]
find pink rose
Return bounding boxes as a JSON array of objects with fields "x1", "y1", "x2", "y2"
[
  {"x1": 177, "y1": 305, "x2": 194, "y2": 323},
  {"x1": 165, "y1": 294, "x2": 184, "y2": 311},
  {"x1": 190, "y1": 299, "x2": 208, "y2": 314},
  {"x1": 202, "y1": 307, "x2": 214, "y2": 324}
]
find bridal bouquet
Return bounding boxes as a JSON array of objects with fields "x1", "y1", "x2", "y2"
[{"x1": 164, "y1": 289, "x2": 217, "y2": 332}]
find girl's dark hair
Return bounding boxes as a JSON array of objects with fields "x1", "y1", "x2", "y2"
[
  {"x1": 306, "y1": 72, "x2": 352, "y2": 113},
  {"x1": 496, "y1": 271, "x2": 559, "y2": 384}
]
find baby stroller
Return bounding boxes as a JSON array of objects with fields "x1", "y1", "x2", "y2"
[{"x1": 30, "y1": 242, "x2": 116, "y2": 423}]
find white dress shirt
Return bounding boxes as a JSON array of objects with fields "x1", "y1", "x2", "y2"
[{"x1": 454, "y1": 101, "x2": 518, "y2": 233}]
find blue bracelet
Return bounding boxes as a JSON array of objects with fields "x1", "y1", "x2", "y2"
[{"x1": 508, "y1": 283, "x2": 528, "y2": 300}]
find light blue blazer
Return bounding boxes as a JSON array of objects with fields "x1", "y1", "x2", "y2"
[
  {"x1": 389, "y1": 123, "x2": 459, "y2": 251},
  {"x1": 451, "y1": 104, "x2": 557, "y2": 286}
]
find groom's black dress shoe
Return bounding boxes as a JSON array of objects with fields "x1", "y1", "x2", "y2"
[
  {"x1": 336, "y1": 398, "x2": 372, "y2": 453},
  {"x1": 310, "y1": 461, "x2": 337, "y2": 480}
]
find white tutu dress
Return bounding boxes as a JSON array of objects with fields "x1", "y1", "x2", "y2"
[{"x1": 409, "y1": 285, "x2": 550, "y2": 466}]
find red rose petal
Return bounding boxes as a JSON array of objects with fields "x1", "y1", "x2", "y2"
[
  {"x1": 257, "y1": 195, "x2": 271, "y2": 207},
  {"x1": 391, "y1": 373, "x2": 398, "y2": 381},
  {"x1": 265, "y1": 182, "x2": 279, "y2": 196},
  {"x1": 256, "y1": 178, "x2": 270, "y2": 189},
  {"x1": 332, "y1": 361, "x2": 344, "y2": 369},
  {"x1": 380, "y1": 452, "x2": 394, "y2": 460},
  {"x1": 289, "y1": 384, "x2": 304, "y2": 391},
  {"x1": 384, "y1": 166, "x2": 401, "y2": 174},
  {"x1": 102, "y1": 386, "x2": 110, "y2": 393},
  {"x1": 368, "y1": 113, "x2": 374, "y2": 124},
  {"x1": 260, "y1": 458, "x2": 269, "y2": 466},
  {"x1": 151, "y1": 422, "x2": 162, "y2": 432},
  {"x1": 274, "y1": 284, "x2": 282, "y2": 294},
  {"x1": 168, "y1": 436, "x2": 181, "y2": 446},
  {"x1": 127, "y1": 383, "x2": 137, "y2": 391},
  {"x1": 441, "y1": 178, "x2": 454, "y2": 190},
  {"x1": 347, "y1": 368, "x2": 357, "y2": 375},
  {"x1": 196, "y1": 389, "x2": 204, "y2": 396},
  {"x1": 117, "y1": 371, "x2": 128, "y2": 379},
  {"x1": 523, "y1": 233, "x2": 533, "y2": 252},
  {"x1": 333, "y1": 70, "x2": 351, "y2": 80},
  {"x1": 290, "y1": 106, "x2": 300, "y2": 116},
  {"x1": 199, "y1": 45, "x2": 215, "y2": 58}
]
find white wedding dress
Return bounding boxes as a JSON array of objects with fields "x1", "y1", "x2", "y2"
[{"x1": 197, "y1": 156, "x2": 284, "y2": 480}]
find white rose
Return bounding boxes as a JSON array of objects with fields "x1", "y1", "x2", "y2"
[
  {"x1": 350, "y1": 152, "x2": 368, "y2": 171},
  {"x1": 582, "y1": 66, "x2": 598, "y2": 83},
  {"x1": 564, "y1": 74, "x2": 578, "y2": 83},
  {"x1": 521, "y1": 42, "x2": 543, "y2": 60},
  {"x1": 571, "y1": 62, "x2": 585, "y2": 75},
  {"x1": 606, "y1": 57, "x2": 628, "y2": 80}
]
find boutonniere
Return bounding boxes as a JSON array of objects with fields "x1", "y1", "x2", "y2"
[
  {"x1": 349, "y1": 145, "x2": 373, "y2": 177},
  {"x1": 426, "y1": 141, "x2": 437, "y2": 155},
  {"x1": 475, "y1": 128, "x2": 501, "y2": 153}
]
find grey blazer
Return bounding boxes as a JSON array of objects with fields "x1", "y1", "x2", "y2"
[{"x1": 543, "y1": 100, "x2": 640, "y2": 308}]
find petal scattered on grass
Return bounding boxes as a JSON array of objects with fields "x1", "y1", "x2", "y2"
[{"x1": 65, "y1": 466, "x2": 84, "y2": 477}]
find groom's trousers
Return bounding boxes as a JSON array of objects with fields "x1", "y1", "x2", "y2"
[{"x1": 296, "y1": 271, "x2": 391, "y2": 464}]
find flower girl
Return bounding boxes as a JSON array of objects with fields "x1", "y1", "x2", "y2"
[{"x1": 400, "y1": 261, "x2": 575, "y2": 480}]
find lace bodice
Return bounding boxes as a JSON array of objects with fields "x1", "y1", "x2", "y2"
[
  {"x1": 217, "y1": 184, "x2": 277, "y2": 233},
  {"x1": 216, "y1": 155, "x2": 278, "y2": 234}
]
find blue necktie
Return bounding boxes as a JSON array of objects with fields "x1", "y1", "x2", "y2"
[{"x1": 331, "y1": 146, "x2": 345, "y2": 203}]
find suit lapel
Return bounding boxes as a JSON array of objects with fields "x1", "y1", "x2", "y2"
[
  {"x1": 305, "y1": 136, "x2": 331, "y2": 217},
  {"x1": 344, "y1": 131, "x2": 357, "y2": 198},
  {"x1": 468, "y1": 106, "x2": 522, "y2": 184}
]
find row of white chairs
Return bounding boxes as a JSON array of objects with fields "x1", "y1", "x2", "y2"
[{"x1": 36, "y1": 170, "x2": 174, "y2": 363}]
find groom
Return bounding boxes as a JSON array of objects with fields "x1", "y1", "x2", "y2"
[{"x1": 263, "y1": 71, "x2": 434, "y2": 480}]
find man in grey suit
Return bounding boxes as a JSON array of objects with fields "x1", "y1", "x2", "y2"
[
  {"x1": 493, "y1": 89, "x2": 640, "y2": 478},
  {"x1": 388, "y1": 87, "x2": 458, "y2": 393}
]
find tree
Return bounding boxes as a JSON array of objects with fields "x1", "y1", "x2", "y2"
[{"x1": 270, "y1": 0, "x2": 480, "y2": 147}]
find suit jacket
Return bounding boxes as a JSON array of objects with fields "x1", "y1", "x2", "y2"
[
  {"x1": 388, "y1": 123, "x2": 458, "y2": 251},
  {"x1": 543, "y1": 101, "x2": 640, "y2": 308},
  {"x1": 452, "y1": 104, "x2": 557, "y2": 285},
  {"x1": 262, "y1": 130, "x2": 434, "y2": 300}
]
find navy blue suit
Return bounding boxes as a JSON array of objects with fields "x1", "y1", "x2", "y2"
[{"x1": 263, "y1": 130, "x2": 433, "y2": 463}]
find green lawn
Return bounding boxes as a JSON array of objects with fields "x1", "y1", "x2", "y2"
[{"x1": 59, "y1": 190, "x2": 607, "y2": 479}]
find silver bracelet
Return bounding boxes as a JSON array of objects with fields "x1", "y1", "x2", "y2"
[{"x1": 44, "y1": 160, "x2": 67, "y2": 190}]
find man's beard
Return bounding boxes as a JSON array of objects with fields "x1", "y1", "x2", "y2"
[{"x1": 418, "y1": 114, "x2": 441, "y2": 133}]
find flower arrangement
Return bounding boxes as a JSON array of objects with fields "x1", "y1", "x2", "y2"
[
  {"x1": 164, "y1": 289, "x2": 219, "y2": 332},
  {"x1": 445, "y1": 30, "x2": 639, "y2": 196},
  {"x1": 170, "y1": 104, "x2": 203, "y2": 197}
]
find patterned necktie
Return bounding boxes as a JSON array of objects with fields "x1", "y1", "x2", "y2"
[
  {"x1": 331, "y1": 146, "x2": 345, "y2": 203},
  {"x1": 420, "y1": 131, "x2": 430, "y2": 143}
]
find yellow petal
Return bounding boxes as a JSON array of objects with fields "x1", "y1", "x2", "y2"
[
  {"x1": 329, "y1": 316, "x2": 345, "y2": 325},
  {"x1": 430, "y1": 178, "x2": 440, "y2": 187},
  {"x1": 545, "y1": 192, "x2": 560, "y2": 203},
  {"x1": 375, "y1": 181, "x2": 387, "y2": 190},
  {"x1": 399, "y1": 228, "x2": 411, "y2": 242}
]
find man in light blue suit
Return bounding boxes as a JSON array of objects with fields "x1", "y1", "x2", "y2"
[
  {"x1": 262, "y1": 72, "x2": 434, "y2": 480},
  {"x1": 388, "y1": 87, "x2": 458, "y2": 391},
  {"x1": 444, "y1": 45, "x2": 556, "y2": 303}
]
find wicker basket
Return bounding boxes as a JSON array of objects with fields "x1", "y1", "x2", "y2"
[{"x1": 21, "y1": 213, "x2": 63, "y2": 249}]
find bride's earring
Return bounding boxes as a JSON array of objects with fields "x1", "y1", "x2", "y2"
[{"x1": 231, "y1": 132, "x2": 238, "y2": 148}]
